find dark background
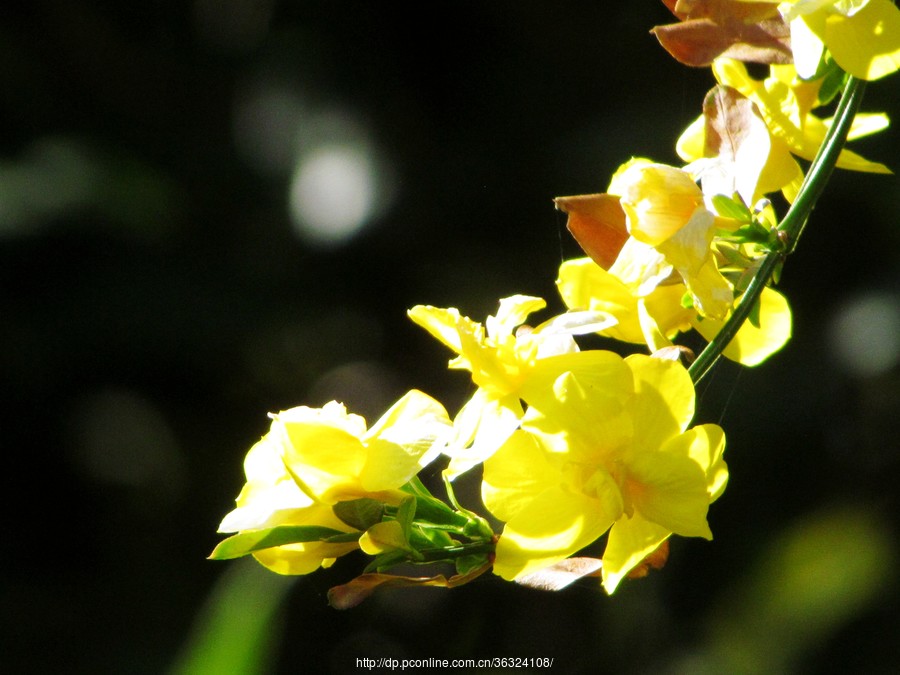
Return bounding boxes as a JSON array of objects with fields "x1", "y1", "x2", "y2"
[{"x1": 2, "y1": 2, "x2": 899, "y2": 673}]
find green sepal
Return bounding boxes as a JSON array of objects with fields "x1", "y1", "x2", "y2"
[
  {"x1": 712, "y1": 194, "x2": 752, "y2": 222},
  {"x1": 680, "y1": 291, "x2": 694, "y2": 309},
  {"x1": 333, "y1": 498, "x2": 385, "y2": 530},
  {"x1": 400, "y1": 475, "x2": 437, "y2": 500},
  {"x1": 415, "y1": 528, "x2": 455, "y2": 548},
  {"x1": 455, "y1": 552, "x2": 491, "y2": 576},
  {"x1": 772, "y1": 259, "x2": 784, "y2": 285},
  {"x1": 209, "y1": 525, "x2": 355, "y2": 560},
  {"x1": 728, "y1": 222, "x2": 774, "y2": 247},
  {"x1": 748, "y1": 294, "x2": 762, "y2": 329},
  {"x1": 410, "y1": 495, "x2": 470, "y2": 529},
  {"x1": 394, "y1": 496, "x2": 417, "y2": 539},
  {"x1": 363, "y1": 548, "x2": 416, "y2": 574},
  {"x1": 808, "y1": 50, "x2": 846, "y2": 100}
]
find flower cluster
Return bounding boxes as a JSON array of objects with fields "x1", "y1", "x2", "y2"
[{"x1": 211, "y1": 2, "x2": 896, "y2": 607}]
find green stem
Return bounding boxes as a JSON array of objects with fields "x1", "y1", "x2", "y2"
[{"x1": 688, "y1": 76, "x2": 867, "y2": 384}]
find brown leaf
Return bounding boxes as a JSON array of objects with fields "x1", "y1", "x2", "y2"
[
  {"x1": 704, "y1": 86, "x2": 755, "y2": 159},
  {"x1": 652, "y1": 1, "x2": 790, "y2": 67},
  {"x1": 670, "y1": 0, "x2": 783, "y2": 24},
  {"x1": 515, "y1": 557, "x2": 603, "y2": 591},
  {"x1": 327, "y1": 562, "x2": 492, "y2": 609},
  {"x1": 554, "y1": 193, "x2": 629, "y2": 270},
  {"x1": 701, "y1": 84, "x2": 772, "y2": 204}
]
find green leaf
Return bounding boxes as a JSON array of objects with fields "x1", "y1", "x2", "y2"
[
  {"x1": 209, "y1": 525, "x2": 352, "y2": 560},
  {"x1": 712, "y1": 194, "x2": 752, "y2": 222},
  {"x1": 333, "y1": 498, "x2": 385, "y2": 530}
]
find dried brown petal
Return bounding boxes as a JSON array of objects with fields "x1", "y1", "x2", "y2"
[
  {"x1": 327, "y1": 562, "x2": 491, "y2": 609},
  {"x1": 515, "y1": 557, "x2": 603, "y2": 591},
  {"x1": 653, "y1": 1, "x2": 790, "y2": 67},
  {"x1": 554, "y1": 193, "x2": 629, "y2": 270},
  {"x1": 626, "y1": 539, "x2": 671, "y2": 580}
]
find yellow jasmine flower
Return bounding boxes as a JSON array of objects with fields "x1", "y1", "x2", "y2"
[
  {"x1": 557, "y1": 256, "x2": 792, "y2": 366},
  {"x1": 408, "y1": 295, "x2": 617, "y2": 477},
  {"x1": 609, "y1": 158, "x2": 710, "y2": 247},
  {"x1": 678, "y1": 58, "x2": 891, "y2": 200},
  {"x1": 608, "y1": 159, "x2": 735, "y2": 319},
  {"x1": 777, "y1": 0, "x2": 900, "y2": 80},
  {"x1": 274, "y1": 393, "x2": 451, "y2": 504},
  {"x1": 216, "y1": 429, "x2": 359, "y2": 575},
  {"x1": 482, "y1": 354, "x2": 727, "y2": 593},
  {"x1": 217, "y1": 391, "x2": 452, "y2": 574}
]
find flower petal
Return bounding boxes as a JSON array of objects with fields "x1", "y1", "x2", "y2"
[
  {"x1": 492, "y1": 486, "x2": 617, "y2": 581},
  {"x1": 602, "y1": 514, "x2": 672, "y2": 594},
  {"x1": 692, "y1": 286, "x2": 792, "y2": 366},
  {"x1": 624, "y1": 446, "x2": 712, "y2": 539},
  {"x1": 625, "y1": 354, "x2": 696, "y2": 444},
  {"x1": 825, "y1": 0, "x2": 900, "y2": 80},
  {"x1": 361, "y1": 390, "x2": 451, "y2": 490},
  {"x1": 482, "y1": 430, "x2": 562, "y2": 523}
]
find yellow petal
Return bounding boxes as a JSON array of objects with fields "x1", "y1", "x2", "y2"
[
  {"x1": 608, "y1": 237, "x2": 674, "y2": 296},
  {"x1": 846, "y1": 112, "x2": 891, "y2": 140},
  {"x1": 602, "y1": 514, "x2": 671, "y2": 594},
  {"x1": 360, "y1": 390, "x2": 451, "y2": 491},
  {"x1": 247, "y1": 503, "x2": 360, "y2": 575},
  {"x1": 253, "y1": 540, "x2": 359, "y2": 575},
  {"x1": 661, "y1": 423, "x2": 728, "y2": 501},
  {"x1": 791, "y1": 13, "x2": 827, "y2": 80},
  {"x1": 676, "y1": 115, "x2": 707, "y2": 163},
  {"x1": 825, "y1": 0, "x2": 900, "y2": 80},
  {"x1": 625, "y1": 354, "x2": 696, "y2": 444},
  {"x1": 523, "y1": 370, "x2": 634, "y2": 462},
  {"x1": 624, "y1": 447, "x2": 713, "y2": 539},
  {"x1": 482, "y1": 430, "x2": 562, "y2": 523},
  {"x1": 693, "y1": 287, "x2": 792, "y2": 366},
  {"x1": 492, "y1": 486, "x2": 618, "y2": 581},
  {"x1": 557, "y1": 258, "x2": 647, "y2": 344},
  {"x1": 406, "y1": 304, "x2": 469, "y2": 355},
  {"x1": 487, "y1": 295, "x2": 546, "y2": 340},
  {"x1": 279, "y1": 422, "x2": 367, "y2": 501},
  {"x1": 637, "y1": 298, "x2": 675, "y2": 354},
  {"x1": 359, "y1": 521, "x2": 407, "y2": 555},
  {"x1": 615, "y1": 162, "x2": 707, "y2": 246},
  {"x1": 444, "y1": 389, "x2": 523, "y2": 479}
]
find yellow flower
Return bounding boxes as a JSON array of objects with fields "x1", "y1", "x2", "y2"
[
  {"x1": 557, "y1": 256, "x2": 792, "y2": 367},
  {"x1": 605, "y1": 159, "x2": 735, "y2": 320},
  {"x1": 678, "y1": 58, "x2": 891, "y2": 201},
  {"x1": 217, "y1": 391, "x2": 452, "y2": 574},
  {"x1": 778, "y1": 0, "x2": 900, "y2": 80},
  {"x1": 408, "y1": 295, "x2": 616, "y2": 477},
  {"x1": 610, "y1": 158, "x2": 710, "y2": 247},
  {"x1": 482, "y1": 354, "x2": 727, "y2": 593}
]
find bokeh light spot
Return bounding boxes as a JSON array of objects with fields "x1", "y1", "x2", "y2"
[
  {"x1": 288, "y1": 143, "x2": 380, "y2": 246},
  {"x1": 827, "y1": 292, "x2": 900, "y2": 377}
]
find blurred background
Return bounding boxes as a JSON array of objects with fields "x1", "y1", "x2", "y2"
[{"x1": 2, "y1": 2, "x2": 899, "y2": 673}]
